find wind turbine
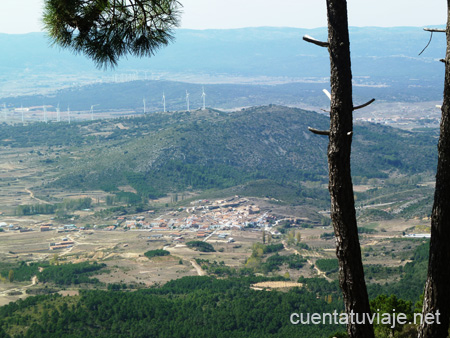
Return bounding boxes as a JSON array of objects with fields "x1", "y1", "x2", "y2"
[
  {"x1": 3, "y1": 103, "x2": 7, "y2": 121},
  {"x1": 162, "y1": 92, "x2": 166, "y2": 112},
  {"x1": 56, "y1": 103, "x2": 61, "y2": 122},
  {"x1": 201, "y1": 86, "x2": 206, "y2": 110},
  {"x1": 143, "y1": 98, "x2": 146, "y2": 114},
  {"x1": 186, "y1": 90, "x2": 190, "y2": 112},
  {"x1": 90, "y1": 104, "x2": 99, "y2": 121},
  {"x1": 43, "y1": 105, "x2": 47, "y2": 123},
  {"x1": 67, "y1": 105, "x2": 71, "y2": 124}
]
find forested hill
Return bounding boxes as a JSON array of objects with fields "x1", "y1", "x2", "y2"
[{"x1": 0, "y1": 105, "x2": 435, "y2": 197}]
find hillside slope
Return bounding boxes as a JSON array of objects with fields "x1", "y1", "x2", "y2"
[{"x1": 28, "y1": 105, "x2": 434, "y2": 197}]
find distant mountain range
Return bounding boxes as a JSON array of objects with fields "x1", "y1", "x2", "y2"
[
  {"x1": 2, "y1": 78, "x2": 442, "y2": 114},
  {"x1": 0, "y1": 27, "x2": 447, "y2": 101}
]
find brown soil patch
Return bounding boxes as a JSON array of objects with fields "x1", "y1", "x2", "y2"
[
  {"x1": 251, "y1": 281, "x2": 303, "y2": 290},
  {"x1": 58, "y1": 290, "x2": 79, "y2": 297}
]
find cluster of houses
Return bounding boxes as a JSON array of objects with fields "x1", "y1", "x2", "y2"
[
  {"x1": 114, "y1": 198, "x2": 275, "y2": 234},
  {"x1": 356, "y1": 115, "x2": 440, "y2": 128},
  {"x1": 0, "y1": 222, "x2": 81, "y2": 234},
  {"x1": 49, "y1": 238, "x2": 75, "y2": 251},
  {"x1": 0, "y1": 221, "x2": 31, "y2": 232},
  {"x1": 39, "y1": 224, "x2": 79, "y2": 233},
  {"x1": 1, "y1": 197, "x2": 277, "y2": 249}
]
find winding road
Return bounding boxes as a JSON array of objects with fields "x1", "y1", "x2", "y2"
[{"x1": 282, "y1": 240, "x2": 333, "y2": 282}]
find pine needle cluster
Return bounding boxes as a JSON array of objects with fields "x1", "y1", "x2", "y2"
[{"x1": 43, "y1": 0, "x2": 182, "y2": 68}]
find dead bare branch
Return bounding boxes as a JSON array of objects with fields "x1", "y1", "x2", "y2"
[
  {"x1": 353, "y1": 98, "x2": 375, "y2": 111},
  {"x1": 424, "y1": 28, "x2": 446, "y2": 32},
  {"x1": 303, "y1": 35, "x2": 329, "y2": 48},
  {"x1": 308, "y1": 127, "x2": 330, "y2": 136},
  {"x1": 420, "y1": 28, "x2": 445, "y2": 56}
]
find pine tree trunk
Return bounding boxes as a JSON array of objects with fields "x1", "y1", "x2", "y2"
[
  {"x1": 326, "y1": 1, "x2": 374, "y2": 337},
  {"x1": 419, "y1": 3, "x2": 450, "y2": 337}
]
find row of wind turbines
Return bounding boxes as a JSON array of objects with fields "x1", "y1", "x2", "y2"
[
  {"x1": 2, "y1": 87, "x2": 208, "y2": 124},
  {"x1": 184, "y1": 87, "x2": 207, "y2": 112},
  {"x1": 144, "y1": 87, "x2": 207, "y2": 114},
  {"x1": 2, "y1": 103, "x2": 98, "y2": 123}
]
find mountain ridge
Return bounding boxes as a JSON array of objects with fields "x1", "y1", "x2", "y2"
[
  {"x1": 0, "y1": 27, "x2": 445, "y2": 99},
  {"x1": 32, "y1": 105, "x2": 436, "y2": 199}
]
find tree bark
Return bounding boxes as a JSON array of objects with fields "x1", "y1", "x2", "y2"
[
  {"x1": 326, "y1": 1, "x2": 374, "y2": 337},
  {"x1": 419, "y1": 2, "x2": 450, "y2": 337}
]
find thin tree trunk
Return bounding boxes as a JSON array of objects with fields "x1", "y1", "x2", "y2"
[
  {"x1": 326, "y1": 1, "x2": 374, "y2": 337},
  {"x1": 419, "y1": 2, "x2": 450, "y2": 337}
]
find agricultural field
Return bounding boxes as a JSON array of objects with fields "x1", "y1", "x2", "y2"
[
  {"x1": 0, "y1": 106, "x2": 434, "y2": 310},
  {"x1": 0, "y1": 200, "x2": 430, "y2": 306}
]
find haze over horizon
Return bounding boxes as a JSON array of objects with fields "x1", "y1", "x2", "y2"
[{"x1": 0, "y1": 0, "x2": 446, "y2": 34}]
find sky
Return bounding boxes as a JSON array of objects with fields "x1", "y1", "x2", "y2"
[{"x1": 0, "y1": 0, "x2": 446, "y2": 34}]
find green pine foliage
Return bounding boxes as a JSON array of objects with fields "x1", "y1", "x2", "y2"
[
  {"x1": 144, "y1": 249, "x2": 170, "y2": 259},
  {"x1": 195, "y1": 259, "x2": 240, "y2": 277},
  {"x1": 15, "y1": 198, "x2": 92, "y2": 216},
  {"x1": 0, "y1": 106, "x2": 438, "y2": 210},
  {"x1": 0, "y1": 122, "x2": 84, "y2": 148},
  {"x1": 261, "y1": 254, "x2": 307, "y2": 273},
  {"x1": 357, "y1": 227, "x2": 378, "y2": 234},
  {"x1": 0, "y1": 261, "x2": 49, "y2": 282},
  {"x1": 299, "y1": 241, "x2": 430, "y2": 305},
  {"x1": 15, "y1": 204, "x2": 57, "y2": 216},
  {"x1": 315, "y1": 259, "x2": 339, "y2": 274},
  {"x1": 43, "y1": 0, "x2": 182, "y2": 68},
  {"x1": 0, "y1": 243, "x2": 432, "y2": 337},
  {"x1": 186, "y1": 241, "x2": 215, "y2": 252},
  {"x1": 297, "y1": 277, "x2": 341, "y2": 296},
  {"x1": 37, "y1": 262, "x2": 106, "y2": 286},
  {"x1": 0, "y1": 276, "x2": 345, "y2": 337},
  {"x1": 114, "y1": 191, "x2": 142, "y2": 204},
  {"x1": 263, "y1": 243, "x2": 285, "y2": 254},
  {"x1": 370, "y1": 294, "x2": 414, "y2": 337},
  {"x1": 364, "y1": 265, "x2": 403, "y2": 281},
  {"x1": 367, "y1": 241, "x2": 430, "y2": 302}
]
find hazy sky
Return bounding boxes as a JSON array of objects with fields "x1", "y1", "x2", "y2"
[{"x1": 0, "y1": 0, "x2": 446, "y2": 34}]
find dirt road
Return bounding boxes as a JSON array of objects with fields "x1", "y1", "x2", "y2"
[{"x1": 190, "y1": 260, "x2": 206, "y2": 276}]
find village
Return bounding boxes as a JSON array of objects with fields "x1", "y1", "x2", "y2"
[
  {"x1": 0, "y1": 197, "x2": 296, "y2": 253},
  {"x1": 0, "y1": 193, "x2": 431, "y2": 309}
]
